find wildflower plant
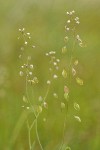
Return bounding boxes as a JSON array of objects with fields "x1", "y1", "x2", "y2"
[
  {"x1": 18, "y1": 10, "x2": 85, "y2": 150},
  {"x1": 62, "y1": 10, "x2": 84, "y2": 120}
]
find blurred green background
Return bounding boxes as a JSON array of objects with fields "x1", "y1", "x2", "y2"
[{"x1": 0, "y1": 0, "x2": 100, "y2": 149}]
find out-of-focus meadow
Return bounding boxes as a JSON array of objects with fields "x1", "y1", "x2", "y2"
[{"x1": 0, "y1": 0, "x2": 100, "y2": 149}]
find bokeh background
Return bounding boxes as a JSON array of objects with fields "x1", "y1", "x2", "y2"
[{"x1": 0, "y1": 0, "x2": 100, "y2": 149}]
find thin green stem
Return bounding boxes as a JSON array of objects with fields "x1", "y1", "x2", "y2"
[
  {"x1": 27, "y1": 113, "x2": 40, "y2": 150},
  {"x1": 59, "y1": 28, "x2": 76, "y2": 150},
  {"x1": 68, "y1": 26, "x2": 76, "y2": 85},
  {"x1": 30, "y1": 113, "x2": 39, "y2": 130},
  {"x1": 68, "y1": 39, "x2": 76, "y2": 87},
  {"x1": 43, "y1": 83, "x2": 51, "y2": 102},
  {"x1": 25, "y1": 55, "x2": 51, "y2": 150},
  {"x1": 25, "y1": 76, "x2": 30, "y2": 103},
  {"x1": 35, "y1": 118, "x2": 44, "y2": 150},
  {"x1": 27, "y1": 121, "x2": 32, "y2": 150},
  {"x1": 59, "y1": 115, "x2": 67, "y2": 150}
]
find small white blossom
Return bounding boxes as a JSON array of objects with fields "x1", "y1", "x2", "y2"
[
  {"x1": 25, "y1": 41, "x2": 28, "y2": 45},
  {"x1": 75, "y1": 17, "x2": 79, "y2": 21},
  {"x1": 30, "y1": 64, "x2": 34, "y2": 69},
  {"x1": 21, "y1": 65, "x2": 24, "y2": 68},
  {"x1": 72, "y1": 10, "x2": 75, "y2": 13},
  {"x1": 53, "y1": 62, "x2": 57, "y2": 66},
  {"x1": 76, "y1": 35, "x2": 82, "y2": 42},
  {"x1": 22, "y1": 28, "x2": 25, "y2": 31},
  {"x1": 76, "y1": 21, "x2": 80, "y2": 24},
  {"x1": 53, "y1": 74, "x2": 58, "y2": 79},
  {"x1": 49, "y1": 51, "x2": 56, "y2": 55},
  {"x1": 53, "y1": 93, "x2": 58, "y2": 98},
  {"x1": 19, "y1": 28, "x2": 25, "y2": 32},
  {"x1": 27, "y1": 32, "x2": 30, "y2": 35},
  {"x1": 19, "y1": 28, "x2": 21, "y2": 32},
  {"x1": 29, "y1": 72, "x2": 32, "y2": 75},
  {"x1": 67, "y1": 20, "x2": 71, "y2": 23},
  {"x1": 76, "y1": 34, "x2": 80, "y2": 39},
  {"x1": 32, "y1": 45, "x2": 36, "y2": 48},
  {"x1": 56, "y1": 59, "x2": 60, "y2": 62},
  {"x1": 26, "y1": 107, "x2": 30, "y2": 110},
  {"x1": 46, "y1": 53, "x2": 49, "y2": 56},
  {"x1": 66, "y1": 28, "x2": 69, "y2": 31},
  {"x1": 66, "y1": 11, "x2": 69, "y2": 15},
  {"x1": 47, "y1": 80, "x2": 51, "y2": 85},
  {"x1": 64, "y1": 36, "x2": 69, "y2": 42}
]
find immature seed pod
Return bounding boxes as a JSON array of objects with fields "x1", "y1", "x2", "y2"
[
  {"x1": 61, "y1": 102, "x2": 65, "y2": 109},
  {"x1": 47, "y1": 80, "x2": 51, "y2": 85},
  {"x1": 74, "y1": 116, "x2": 81, "y2": 122},
  {"x1": 74, "y1": 60, "x2": 78, "y2": 65},
  {"x1": 65, "y1": 146, "x2": 71, "y2": 150},
  {"x1": 62, "y1": 69, "x2": 67, "y2": 78},
  {"x1": 38, "y1": 96, "x2": 43, "y2": 102},
  {"x1": 76, "y1": 77, "x2": 83, "y2": 85},
  {"x1": 62, "y1": 46, "x2": 67, "y2": 53},
  {"x1": 74, "y1": 102, "x2": 80, "y2": 111},
  {"x1": 72, "y1": 67, "x2": 76, "y2": 76},
  {"x1": 53, "y1": 93, "x2": 58, "y2": 98},
  {"x1": 19, "y1": 71, "x2": 24, "y2": 76},
  {"x1": 23, "y1": 95, "x2": 28, "y2": 103},
  {"x1": 43, "y1": 102, "x2": 48, "y2": 109},
  {"x1": 64, "y1": 36, "x2": 68, "y2": 42},
  {"x1": 64, "y1": 85, "x2": 69, "y2": 93},
  {"x1": 37, "y1": 106, "x2": 42, "y2": 113}
]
